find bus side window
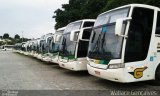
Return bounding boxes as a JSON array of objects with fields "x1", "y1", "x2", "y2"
[
  {"x1": 156, "y1": 12, "x2": 160, "y2": 34},
  {"x1": 83, "y1": 22, "x2": 94, "y2": 28},
  {"x1": 77, "y1": 41, "x2": 89, "y2": 58},
  {"x1": 82, "y1": 29, "x2": 92, "y2": 39}
]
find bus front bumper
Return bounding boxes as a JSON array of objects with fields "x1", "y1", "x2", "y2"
[
  {"x1": 33, "y1": 53, "x2": 39, "y2": 58},
  {"x1": 87, "y1": 64, "x2": 131, "y2": 83},
  {"x1": 24, "y1": 52, "x2": 30, "y2": 56},
  {"x1": 59, "y1": 60, "x2": 87, "y2": 71},
  {"x1": 37, "y1": 54, "x2": 43, "y2": 60},
  {"x1": 42, "y1": 56, "x2": 52, "y2": 62},
  {"x1": 51, "y1": 56, "x2": 59, "y2": 64}
]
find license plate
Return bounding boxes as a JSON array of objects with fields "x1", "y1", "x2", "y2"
[{"x1": 95, "y1": 71, "x2": 100, "y2": 75}]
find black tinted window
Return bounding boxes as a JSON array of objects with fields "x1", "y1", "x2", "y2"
[
  {"x1": 82, "y1": 29, "x2": 92, "y2": 39},
  {"x1": 77, "y1": 41, "x2": 89, "y2": 57},
  {"x1": 83, "y1": 22, "x2": 94, "y2": 28},
  {"x1": 156, "y1": 12, "x2": 160, "y2": 34},
  {"x1": 125, "y1": 8, "x2": 154, "y2": 62}
]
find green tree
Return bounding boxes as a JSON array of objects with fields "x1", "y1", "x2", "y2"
[
  {"x1": 3, "y1": 33, "x2": 9, "y2": 39},
  {"x1": 53, "y1": 0, "x2": 160, "y2": 29},
  {"x1": 81, "y1": 0, "x2": 108, "y2": 19},
  {"x1": 14, "y1": 34, "x2": 20, "y2": 39},
  {"x1": 53, "y1": 0, "x2": 86, "y2": 29},
  {"x1": 0, "y1": 41, "x2": 4, "y2": 46}
]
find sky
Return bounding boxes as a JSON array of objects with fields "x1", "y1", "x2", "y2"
[{"x1": 0, "y1": 0, "x2": 69, "y2": 39}]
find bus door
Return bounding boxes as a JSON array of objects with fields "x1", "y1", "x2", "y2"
[{"x1": 124, "y1": 7, "x2": 154, "y2": 80}]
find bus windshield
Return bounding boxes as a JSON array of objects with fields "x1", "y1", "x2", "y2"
[
  {"x1": 88, "y1": 7, "x2": 129, "y2": 62},
  {"x1": 64, "y1": 21, "x2": 82, "y2": 33},
  {"x1": 59, "y1": 21, "x2": 82, "y2": 59},
  {"x1": 39, "y1": 40, "x2": 46, "y2": 53},
  {"x1": 46, "y1": 36, "x2": 52, "y2": 53},
  {"x1": 49, "y1": 37, "x2": 60, "y2": 53},
  {"x1": 59, "y1": 33, "x2": 77, "y2": 59},
  {"x1": 50, "y1": 42, "x2": 59, "y2": 53}
]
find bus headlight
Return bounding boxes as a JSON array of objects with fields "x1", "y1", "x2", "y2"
[{"x1": 108, "y1": 63, "x2": 125, "y2": 69}]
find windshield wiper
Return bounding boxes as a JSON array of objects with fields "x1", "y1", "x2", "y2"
[
  {"x1": 95, "y1": 34, "x2": 101, "y2": 52},
  {"x1": 89, "y1": 27, "x2": 107, "y2": 59},
  {"x1": 101, "y1": 32, "x2": 106, "y2": 48},
  {"x1": 89, "y1": 33, "x2": 102, "y2": 59},
  {"x1": 93, "y1": 30, "x2": 106, "y2": 53},
  {"x1": 91, "y1": 28, "x2": 100, "y2": 52},
  {"x1": 60, "y1": 38, "x2": 68, "y2": 57},
  {"x1": 91, "y1": 30, "x2": 96, "y2": 43}
]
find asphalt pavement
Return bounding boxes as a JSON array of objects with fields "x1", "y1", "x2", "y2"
[{"x1": 0, "y1": 51, "x2": 160, "y2": 91}]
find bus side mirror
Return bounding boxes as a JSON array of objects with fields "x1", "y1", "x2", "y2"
[
  {"x1": 115, "y1": 17, "x2": 132, "y2": 36},
  {"x1": 53, "y1": 35, "x2": 56, "y2": 43},
  {"x1": 70, "y1": 30, "x2": 79, "y2": 42}
]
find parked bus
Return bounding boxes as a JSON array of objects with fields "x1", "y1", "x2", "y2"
[
  {"x1": 58, "y1": 19, "x2": 95, "y2": 71},
  {"x1": 87, "y1": 4, "x2": 160, "y2": 83},
  {"x1": 14, "y1": 43, "x2": 23, "y2": 52},
  {"x1": 1, "y1": 45, "x2": 14, "y2": 51},
  {"x1": 36, "y1": 34, "x2": 52, "y2": 61},
  {"x1": 32, "y1": 38, "x2": 41, "y2": 58},
  {"x1": 42, "y1": 33, "x2": 54, "y2": 62},
  {"x1": 27, "y1": 39, "x2": 36, "y2": 56},
  {"x1": 23, "y1": 41, "x2": 31, "y2": 56},
  {"x1": 51, "y1": 27, "x2": 66, "y2": 64},
  {"x1": 36, "y1": 35, "x2": 46, "y2": 60}
]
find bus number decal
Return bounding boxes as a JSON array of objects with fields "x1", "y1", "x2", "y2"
[
  {"x1": 129, "y1": 67, "x2": 148, "y2": 79},
  {"x1": 102, "y1": 26, "x2": 107, "y2": 33},
  {"x1": 150, "y1": 56, "x2": 154, "y2": 61}
]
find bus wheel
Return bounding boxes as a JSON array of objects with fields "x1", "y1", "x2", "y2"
[{"x1": 152, "y1": 65, "x2": 160, "y2": 85}]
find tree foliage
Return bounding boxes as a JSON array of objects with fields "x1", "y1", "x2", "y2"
[
  {"x1": 14, "y1": 34, "x2": 20, "y2": 39},
  {"x1": 53, "y1": 0, "x2": 160, "y2": 29},
  {"x1": 3, "y1": 33, "x2": 9, "y2": 39},
  {"x1": 0, "y1": 33, "x2": 29, "y2": 45},
  {"x1": 53, "y1": 0, "x2": 86, "y2": 29}
]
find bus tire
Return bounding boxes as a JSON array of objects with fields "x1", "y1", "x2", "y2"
[{"x1": 152, "y1": 65, "x2": 160, "y2": 85}]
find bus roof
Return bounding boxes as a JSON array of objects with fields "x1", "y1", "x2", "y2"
[
  {"x1": 68, "y1": 19, "x2": 95, "y2": 25},
  {"x1": 99, "y1": 4, "x2": 160, "y2": 17},
  {"x1": 57, "y1": 26, "x2": 66, "y2": 32}
]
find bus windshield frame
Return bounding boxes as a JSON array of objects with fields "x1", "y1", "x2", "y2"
[
  {"x1": 59, "y1": 21, "x2": 82, "y2": 59},
  {"x1": 88, "y1": 7, "x2": 130, "y2": 62}
]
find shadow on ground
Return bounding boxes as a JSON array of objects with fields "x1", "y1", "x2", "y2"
[
  {"x1": 92, "y1": 78, "x2": 160, "y2": 90},
  {"x1": 63, "y1": 71, "x2": 90, "y2": 77}
]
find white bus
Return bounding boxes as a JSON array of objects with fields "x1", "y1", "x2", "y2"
[
  {"x1": 23, "y1": 41, "x2": 31, "y2": 56},
  {"x1": 14, "y1": 43, "x2": 23, "y2": 52},
  {"x1": 36, "y1": 35, "x2": 46, "y2": 60},
  {"x1": 27, "y1": 39, "x2": 37, "y2": 56},
  {"x1": 51, "y1": 27, "x2": 66, "y2": 64},
  {"x1": 42, "y1": 33, "x2": 54, "y2": 62},
  {"x1": 87, "y1": 4, "x2": 160, "y2": 83},
  {"x1": 1, "y1": 45, "x2": 14, "y2": 51},
  {"x1": 32, "y1": 38, "x2": 41, "y2": 58},
  {"x1": 25, "y1": 38, "x2": 41, "y2": 57},
  {"x1": 58, "y1": 19, "x2": 95, "y2": 71}
]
